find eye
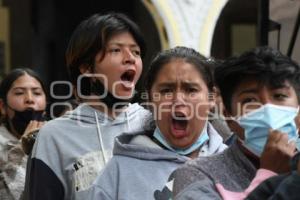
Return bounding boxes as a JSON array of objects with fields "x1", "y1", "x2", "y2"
[
  {"x1": 13, "y1": 89, "x2": 24, "y2": 95},
  {"x1": 14, "y1": 92, "x2": 24, "y2": 96},
  {"x1": 33, "y1": 92, "x2": 43, "y2": 96},
  {"x1": 241, "y1": 97, "x2": 258, "y2": 105},
  {"x1": 159, "y1": 88, "x2": 173, "y2": 94},
  {"x1": 273, "y1": 93, "x2": 288, "y2": 101},
  {"x1": 109, "y1": 48, "x2": 121, "y2": 53},
  {"x1": 132, "y1": 49, "x2": 141, "y2": 57},
  {"x1": 186, "y1": 87, "x2": 198, "y2": 93}
]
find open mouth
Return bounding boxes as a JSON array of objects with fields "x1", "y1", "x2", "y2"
[
  {"x1": 172, "y1": 112, "x2": 188, "y2": 131},
  {"x1": 121, "y1": 69, "x2": 136, "y2": 83}
]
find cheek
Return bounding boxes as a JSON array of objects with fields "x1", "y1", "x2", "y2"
[
  {"x1": 5, "y1": 108, "x2": 15, "y2": 120},
  {"x1": 6, "y1": 96, "x2": 24, "y2": 110},
  {"x1": 36, "y1": 96, "x2": 47, "y2": 110},
  {"x1": 135, "y1": 60, "x2": 143, "y2": 78},
  {"x1": 195, "y1": 101, "x2": 210, "y2": 118}
]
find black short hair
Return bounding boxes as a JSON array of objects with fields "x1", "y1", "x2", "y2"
[
  {"x1": 144, "y1": 46, "x2": 215, "y2": 99},
  {"x1": 214, "y1": 46, "x2": 300, "y2": 112}
]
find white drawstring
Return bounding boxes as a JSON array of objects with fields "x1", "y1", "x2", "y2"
[
  {"x1": 125, "y1": 111, "x2": 131, "y2": 132},
  {"x1": 94, "y1": 111, "x2": 108, "y2": 164}
]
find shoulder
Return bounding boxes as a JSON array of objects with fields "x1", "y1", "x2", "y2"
[
  {"x1": 0, "y1": 126, "x2": 17, "y2": 144},
  {"x1": 174, "y1": 179, "x2": 222, "y2": 200},
  {"x1": 172, "y1": 151, "x2": 230, "y2": 195}
]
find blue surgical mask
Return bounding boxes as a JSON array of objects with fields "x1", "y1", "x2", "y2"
[
  {"x1": 153, "y1": 121, "x2": 209, "y2": 156},
  {"x1": 237, "y1": 104, "x2": 299, "y2": 156}
]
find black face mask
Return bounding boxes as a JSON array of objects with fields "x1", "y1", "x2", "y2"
[
  {"x1": 90, "y1": 79, "x2": 133, "y2": 109},
  {"x1": 11, "y1": 109, "x2": 45, "y2": 136}
]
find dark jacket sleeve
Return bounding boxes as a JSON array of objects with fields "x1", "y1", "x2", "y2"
[
  {"x1": 27, "y1": 158, "x2": 64, "y2": 200},
  {"x1": 246, "y1": 153, "x2": 300, "y2": 200}
]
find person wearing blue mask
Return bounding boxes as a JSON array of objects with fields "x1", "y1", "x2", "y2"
[
  {"x1": 172, "y1": 46, "x2": 300, "y2": 200},
  {"x1": 75, "y1": 46, "x2": 227, "y2": 200}
]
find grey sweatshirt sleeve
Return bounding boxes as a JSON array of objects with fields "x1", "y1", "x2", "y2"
[
  {"x1": 77, "y1": 185, "x2": 114, "y2": 200},
  {"x1": 174, "y1": 180, "x2": 222, "y2": 200},
  {"x1": 172, "y1": 165, "x2": 221, "y2": 200}
]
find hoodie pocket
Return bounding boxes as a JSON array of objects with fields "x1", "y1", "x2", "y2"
[{"x1": 72, "y1": 150, "x2": 112, "y2": 192}]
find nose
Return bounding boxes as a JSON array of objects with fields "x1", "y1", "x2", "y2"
[
  {"x1": 123, "y1": 49, "x2": 135, "y2": 65},
  {"x1": 25, "y1": 92, "x2": 34, "y2": 105},
  {"x1": 260, "y1": 90, "x2": 272, "y2": 105},
  {"x1": 173, "y1": 92, "x2": 186, "y2": 106}
]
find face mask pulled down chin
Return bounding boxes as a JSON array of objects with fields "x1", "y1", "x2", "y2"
[
  {"x1": 153, "y1": 121, "x2": 209, "y2": 156},
  {"x1": 11, "y1": 109, "x2": 45, "y2": 136},
  {"x1": 90, "y1": 79, "x2": 134, "y2": 109},
  {"x1": 237, "y1": 104, "x2": 299, "y2": 157}
]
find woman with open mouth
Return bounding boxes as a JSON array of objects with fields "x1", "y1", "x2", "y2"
[{"x1": 78, "y1": 46, "x2": 228, "y2": 200}]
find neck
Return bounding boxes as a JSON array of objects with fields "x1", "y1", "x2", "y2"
[
  {"x1": 84, "y1": 99, "x2": 127, "y2": 119},
  {"x1": 152, "y1": 137, "x2": 200, "y2": 158}
]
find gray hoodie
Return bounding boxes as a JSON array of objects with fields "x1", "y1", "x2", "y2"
[
  {"x1": 26, "y1": 103, "x2": 151, "y2": 200},
  {"x1": 77, "y1": 122, "x2": 227, "y2": 200}
]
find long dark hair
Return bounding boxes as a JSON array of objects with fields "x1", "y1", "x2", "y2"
[{"x1": 0, "y1": 68, "x2": 47, "y2": 125}]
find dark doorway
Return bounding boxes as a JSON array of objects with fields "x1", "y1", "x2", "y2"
[
  {"x1": 32, "y1": 0, "x2": 161, "y2": 102},
  {"x1": 211, "y1": 0, "x2": 258, "y2": 59}
]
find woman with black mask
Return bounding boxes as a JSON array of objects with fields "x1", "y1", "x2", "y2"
[{"x1": 0, "y1": 68, "x2": 47, "y2": 200}]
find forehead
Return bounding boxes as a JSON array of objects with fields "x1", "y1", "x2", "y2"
[
  {"x1": 155, "y1": 60, "x2": 204, "y2": 83},
  {"x1": 107, "y1": 31, "x2": 138, "y2": 45},
  {"x1": 10, "y1": 74, "x2": 42, "y2": 89},
  {"x1": 233, "y1": 78, "x2": 293, "y2": 94}
]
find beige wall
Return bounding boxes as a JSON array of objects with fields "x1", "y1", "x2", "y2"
[{"x1": 0, "y1": 2, "x2": 10, "y2": 74}]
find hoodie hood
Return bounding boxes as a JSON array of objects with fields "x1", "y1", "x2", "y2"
[
  {"x1": 62, "y1": 102, "x2": 151, "y2": 127},
  {"x1": 113, "y1": 122, "x2": 227, "y2": 162},
  {"x1": 113, "y1": 132, "x2": 188, "y2": 163}
]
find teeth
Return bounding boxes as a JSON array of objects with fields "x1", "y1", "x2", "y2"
[{"x1": 173, "y1": 112, "x2": 186, "y2": 119}]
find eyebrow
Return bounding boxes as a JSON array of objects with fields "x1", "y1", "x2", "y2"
[
  {"x1": 237, "y1": 88, "x2": 259, "y2": 97},
  {"x1": 12, "y1": 87, "x2": 42, "y2": 90},
  {"x1": 107, "y1": 42, "x2": 139, "y2": 48},
  {"x1": 157, "y1": 82, "x2": 201, "y2": 88},
  {"x1": 237, "y1": 85, "x2": 291, "y2": 97},
  {"x1": 269, "y1": 84, "x2": 291, "y2": 90},
  {"x1": 156, "y1": 82, "x2": 176, "y2": 88}
]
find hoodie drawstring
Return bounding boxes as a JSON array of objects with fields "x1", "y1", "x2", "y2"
[
  {"x1": 94, "y1": 111, "x2": 108, "y2": 164},
  {"x1": 94, "y1": 107, "x2": 131, "y2": 164},
  {"x1": 125, "y1": 110, "x2": 131, "y2": 132}
]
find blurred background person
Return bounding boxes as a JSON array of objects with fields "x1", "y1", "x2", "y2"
[{"x1": 0, "y1": 68, "x2": 47, "y2": 200}]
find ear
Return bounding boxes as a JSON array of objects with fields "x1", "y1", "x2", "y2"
[
  {"x1": 208, "y1": 87, "x2": 217, "y2": 110},
  {"x1": 95, "y1": 51, "x2": 104, "y2": 64},
  {"x1": 224, "y1": 109, "x2": 245, "y2": 140},
  {"x1": 79, "y1": 64, "x2": 91, "y2": 74}
]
